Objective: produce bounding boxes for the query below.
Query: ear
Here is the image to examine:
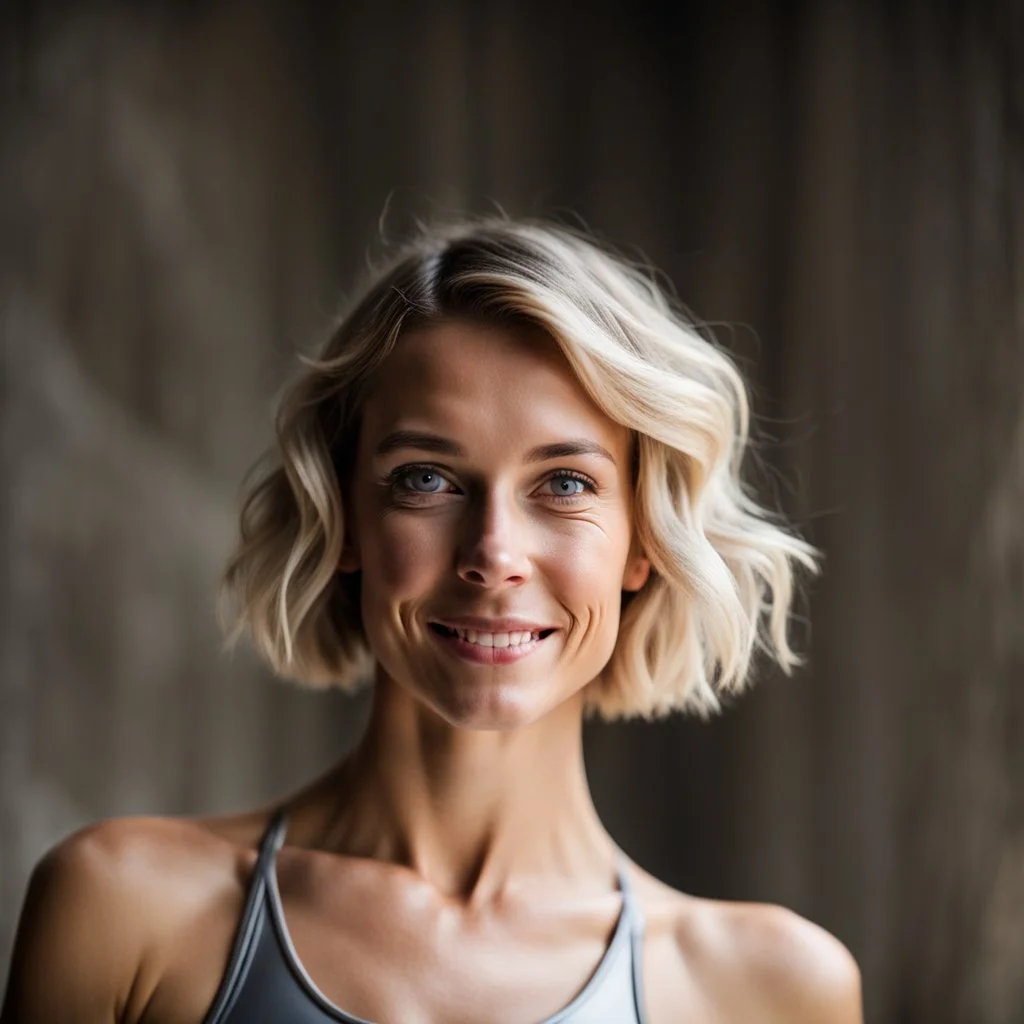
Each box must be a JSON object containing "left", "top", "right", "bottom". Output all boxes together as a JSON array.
[
  {"left": 622, "top": 546, "right": 652, "bottom": 593},
  {"left": 336, "top": 457, "right": 362, "bottom": 572},
  {"left": 337, "top": 543, "right": 361, "bottom": 573},
  {"left": 337, "top": 514, "right": 361, "bottom": 573}
]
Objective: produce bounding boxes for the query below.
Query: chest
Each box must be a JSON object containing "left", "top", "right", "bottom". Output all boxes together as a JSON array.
[{"left": 138, "top": 859, "right": 715, "bottom": 1024}]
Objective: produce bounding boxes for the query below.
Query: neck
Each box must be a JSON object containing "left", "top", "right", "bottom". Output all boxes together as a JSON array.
[{"left": 312, "top": 673, "right": 616, "bottom": 904}]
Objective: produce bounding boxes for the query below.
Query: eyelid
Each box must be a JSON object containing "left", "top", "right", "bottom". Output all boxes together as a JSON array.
[
  {"left": 383, "top": 462, "right": 457, "bottom": 490},
  {"left": 548, "top": 469, "right": 599, "bottom": 494},
  {"left": 386, "top": 463, "right": 599, "bottom": 497}
]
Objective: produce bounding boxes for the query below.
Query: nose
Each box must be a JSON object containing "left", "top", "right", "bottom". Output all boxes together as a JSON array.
[{"left": 455, "top": 487, "right": 532, "bottom": 588}]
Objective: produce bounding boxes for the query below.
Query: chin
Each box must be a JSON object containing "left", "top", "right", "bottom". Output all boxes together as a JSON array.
[{"left": 422, "top": 679, "right": 558, "bottom": 732}]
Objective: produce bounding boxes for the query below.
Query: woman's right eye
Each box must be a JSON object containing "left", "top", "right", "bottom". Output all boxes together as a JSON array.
[{"left": 393, "top": 466, "right": 452, "bottom": 495}]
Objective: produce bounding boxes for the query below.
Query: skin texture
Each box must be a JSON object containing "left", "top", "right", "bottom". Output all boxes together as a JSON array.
[{"left": 1, "top": 321, "right": 863, "bottom": 1023}]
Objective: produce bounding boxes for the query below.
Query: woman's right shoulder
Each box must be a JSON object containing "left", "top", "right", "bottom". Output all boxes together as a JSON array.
[
  {"left": 31, "top": 811, "right": 269, "bottom": 910},
  {"left": 2, "top": 812, "right": 273, "bottom": 1024}
]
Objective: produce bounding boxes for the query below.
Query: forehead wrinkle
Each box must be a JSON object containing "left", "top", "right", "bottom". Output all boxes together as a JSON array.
[
  {"left": 372, "top": 428, "right": 618, "bottom": 467},
  {"left": 381, "top": 322, "right": 566, "bottom": 396},
  {"left": 364, "top": 324, "right": 629, "bottom": 466},
  {"left": 366, "top": 386, "right": 628, "bottom": 469}
]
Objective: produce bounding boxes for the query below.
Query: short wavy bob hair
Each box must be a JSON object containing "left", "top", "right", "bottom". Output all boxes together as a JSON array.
[{"left": 220, "top": 216, "right": 819, "bottom": 720}]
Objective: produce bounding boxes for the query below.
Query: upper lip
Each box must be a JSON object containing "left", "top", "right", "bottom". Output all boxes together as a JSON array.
[{"left": 431, "top": 616, "right": 557, "bottom": 633}]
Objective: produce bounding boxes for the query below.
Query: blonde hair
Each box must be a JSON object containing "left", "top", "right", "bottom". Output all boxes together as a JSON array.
[{"left": 220, "top": 216, "right": 819, "bottom": 719}]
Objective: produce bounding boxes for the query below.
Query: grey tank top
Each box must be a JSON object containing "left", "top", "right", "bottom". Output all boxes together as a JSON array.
[{"left": 202, "top": 808, "right": 648, "bottom": 1024}]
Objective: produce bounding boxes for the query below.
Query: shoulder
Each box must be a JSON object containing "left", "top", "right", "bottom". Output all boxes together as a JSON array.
[
  {"left": 26, "top": 813, "right": 256, "bottom": 913},
  {"left": 2, "top": 813, "right": 267, "bottom": 1024},
  {"left": 676, "top": 896, "right": 863, "bottom": 1023}
]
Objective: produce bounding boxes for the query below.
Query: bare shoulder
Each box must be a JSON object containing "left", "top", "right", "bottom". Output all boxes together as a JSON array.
[
  {"left": 701, "top": 900, "right": 862, "bottom": 1022},
  {"left": 26, "top": 811, "right": 261, "bottom": 913},
  {"left": 626, "top": 868, "right": 862, "bottom": 1024},
  {"left": 1, "top": 811, "right": 269, "bottom": 1024}
]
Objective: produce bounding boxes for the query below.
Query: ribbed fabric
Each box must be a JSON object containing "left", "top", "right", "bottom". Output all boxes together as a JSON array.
[{"left": 202, "top": 809, "right": 647, "bottom": 1024}]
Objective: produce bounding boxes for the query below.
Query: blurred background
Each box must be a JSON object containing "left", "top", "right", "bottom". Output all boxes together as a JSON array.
[{"left": 1, "top": 1, "right": 1021, "bottom": 1021}]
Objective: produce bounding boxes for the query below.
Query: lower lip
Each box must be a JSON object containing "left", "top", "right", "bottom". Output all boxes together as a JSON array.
[{"left": 429, "top": 628, "right": 553, "bottom": 665}]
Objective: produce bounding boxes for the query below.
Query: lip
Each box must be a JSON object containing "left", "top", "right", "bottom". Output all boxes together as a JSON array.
[
  {"left": 430, "top": 616, "right": 558, "bottom": 633},
  {"left": 428, "top": 626, "right": 553, "bottom": 665}
]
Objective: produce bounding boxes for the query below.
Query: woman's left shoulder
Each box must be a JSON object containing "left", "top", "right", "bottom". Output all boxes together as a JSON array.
[
  {"left": 703, "top": 900, "right": 862, "bottom": 1022},
  {"left": 626, "top": 866, "right": 863, "bottom": 1023}
]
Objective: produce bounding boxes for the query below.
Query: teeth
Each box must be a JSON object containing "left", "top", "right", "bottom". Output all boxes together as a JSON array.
[{"left": 452, "top": 628, "right": 539, "bottom": 648}]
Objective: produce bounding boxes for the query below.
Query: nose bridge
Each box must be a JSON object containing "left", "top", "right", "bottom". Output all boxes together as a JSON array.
[{"left": 457, "top": 478, "right": 531, "bottom": 583}]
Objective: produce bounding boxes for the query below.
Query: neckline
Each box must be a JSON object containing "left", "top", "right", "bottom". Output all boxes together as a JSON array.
[{"left": 261, "top": 810, "right": 638, "bottom": 1024}]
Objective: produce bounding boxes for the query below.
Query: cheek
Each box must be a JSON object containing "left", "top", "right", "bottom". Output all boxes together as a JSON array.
[
  {"left": 367, "top": 514, "right": 449, "bottom": 594},
  {"left": 546, "top": 522, "right": 631, "bottom": 620},
  {"left": 358, "top": 517, "right": 447, "bottom": 664}
]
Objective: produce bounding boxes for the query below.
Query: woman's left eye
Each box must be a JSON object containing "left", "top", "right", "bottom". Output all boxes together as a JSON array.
[{"left": 540, "top": 473, "right": 597, "bottom": 500}]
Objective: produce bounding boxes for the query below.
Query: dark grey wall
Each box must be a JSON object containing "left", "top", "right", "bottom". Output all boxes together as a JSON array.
[{"left": 2, "top": 2, "right": 1021, "bottom": 1022}]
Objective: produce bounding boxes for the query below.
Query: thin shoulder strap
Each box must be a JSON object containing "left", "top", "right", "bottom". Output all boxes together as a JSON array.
[
  {"left": 256, "top": 806, "right": 290, "bottom": 875},
  {"left": 202, "top": 808, "right": 291, "bottom": 1024},
  {"left": 615, "top": 858, "right": 649, "bottom": 1024},
  {"left": 615, "top": 857, "right": 639, "bottom": 917}
]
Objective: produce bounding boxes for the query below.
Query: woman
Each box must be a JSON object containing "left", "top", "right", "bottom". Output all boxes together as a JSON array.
[{"left": 3, "top": 218, "right": 863, "bottom": 1023}]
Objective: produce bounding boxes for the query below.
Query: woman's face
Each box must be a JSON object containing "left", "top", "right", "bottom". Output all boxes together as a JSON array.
[{"left": 342, "top": 319, "right": 650, "bottom": 730}]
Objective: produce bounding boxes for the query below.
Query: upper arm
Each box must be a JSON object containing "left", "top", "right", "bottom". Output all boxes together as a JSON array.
[{"left": 1, "top": 822, "right": 150, "bottom": 1024}]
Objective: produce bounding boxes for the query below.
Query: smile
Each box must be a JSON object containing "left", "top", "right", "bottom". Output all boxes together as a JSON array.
[{"left": 428, "top": 622, "right": 557, "bottom": 664}]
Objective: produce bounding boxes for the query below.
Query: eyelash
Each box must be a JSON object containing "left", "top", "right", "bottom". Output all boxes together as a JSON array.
[{"left": 387, "top": 464, "right": 599, "bottom": 505}]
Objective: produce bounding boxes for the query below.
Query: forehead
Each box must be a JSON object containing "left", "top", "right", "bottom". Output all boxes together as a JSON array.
[{"left": 361, "top": 320, "right": 627, "bottom": 452}]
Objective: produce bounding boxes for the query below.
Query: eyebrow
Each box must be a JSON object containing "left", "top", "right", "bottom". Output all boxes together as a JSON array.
[{"left": 372, "top": 429, "right": 617, "bottom": 466}]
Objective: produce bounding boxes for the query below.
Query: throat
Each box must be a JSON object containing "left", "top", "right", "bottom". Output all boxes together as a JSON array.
[{"left": 314, "top": 668, "right": 611, "bottom": 902}]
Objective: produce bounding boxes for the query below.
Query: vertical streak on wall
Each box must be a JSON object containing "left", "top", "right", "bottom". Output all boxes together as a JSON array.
[
  {"left": 414, "top": 0, "right": 471, "bottom": 215},
  {"left": 780, "top": 3, "right": 897, "bottom": 1018}
]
